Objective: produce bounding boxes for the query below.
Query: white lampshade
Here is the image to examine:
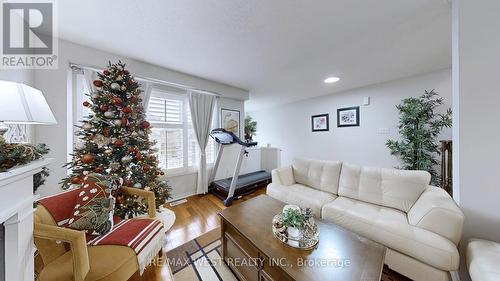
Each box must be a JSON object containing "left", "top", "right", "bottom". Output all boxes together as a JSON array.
[{"left": 0, "top": 80, "right": 57, "bottom": 124}]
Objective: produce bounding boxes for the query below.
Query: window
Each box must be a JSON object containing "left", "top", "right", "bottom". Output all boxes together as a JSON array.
[{"left": 147, "top": 89, "right": 216, "bottom": 171}]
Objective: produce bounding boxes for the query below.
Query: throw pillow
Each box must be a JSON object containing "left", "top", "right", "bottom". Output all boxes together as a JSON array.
[{"left": 67, "top": 173, "right": 121, "bottom": 235}]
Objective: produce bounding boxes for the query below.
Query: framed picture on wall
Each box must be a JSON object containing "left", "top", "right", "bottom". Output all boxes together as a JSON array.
[
  {"left": 311, "top": 114, "right": 329, "bottom": 132},
  {"left": 337, "top": 106, "right": 360, "bottom": 127},
  {"left": 221, "top": 108, "right": 241, "bottom": 137}
]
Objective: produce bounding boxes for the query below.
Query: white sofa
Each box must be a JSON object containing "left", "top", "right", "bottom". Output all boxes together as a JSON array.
[
  {"left": 267, "top": 158, "right": 464, "bottom": 281},
  {"left": 466, "top": 239, "right": 500, "bottom": 281}
]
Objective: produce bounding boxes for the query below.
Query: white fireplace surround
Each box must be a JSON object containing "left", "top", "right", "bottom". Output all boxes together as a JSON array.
[{"left": 0, "top": 158, "right": 53, "bottom": 281}]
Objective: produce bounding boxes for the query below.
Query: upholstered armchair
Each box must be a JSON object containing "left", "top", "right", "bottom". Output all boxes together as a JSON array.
[{"left": 34, "top": 187, "right": 162, "bottom": 281}]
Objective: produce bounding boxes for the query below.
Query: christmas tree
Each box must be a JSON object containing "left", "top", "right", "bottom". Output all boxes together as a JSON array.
[{"left": 62, "top": 61, "right": 171, "bottom": 218}]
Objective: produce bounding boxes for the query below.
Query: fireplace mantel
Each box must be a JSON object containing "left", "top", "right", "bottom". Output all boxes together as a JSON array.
[{"left": 0, "top": 158, "right": 54, "bottom": 281}]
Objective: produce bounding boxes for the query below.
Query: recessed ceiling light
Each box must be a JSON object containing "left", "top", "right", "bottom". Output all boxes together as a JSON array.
[{"left": 324, "top": 77, "right": 340, "bottom": 84}]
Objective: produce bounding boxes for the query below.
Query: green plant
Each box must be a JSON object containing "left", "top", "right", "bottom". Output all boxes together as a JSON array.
[
  {"left": 282, "top": 208, "right": 305, "bottom": 229},
  {"left": 244, "top": 115, "right": 257, "bottom": 141},
  {"left": 386, "top": 90, "right": 452, "bottom": 185}
]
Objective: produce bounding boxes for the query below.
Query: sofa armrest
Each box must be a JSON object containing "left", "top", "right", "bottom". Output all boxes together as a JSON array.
[
  {"left": 408, "top": 186, "right": 464, "bottom": 245},
  {"left": 122, "top": 187, "right": 156, "bottom": 218},
  {"left": 34, "top": 223, "right": 90, "bottom": 281},
  {"left": 271, "top": 166, "right": 295, "bottom": 186}
]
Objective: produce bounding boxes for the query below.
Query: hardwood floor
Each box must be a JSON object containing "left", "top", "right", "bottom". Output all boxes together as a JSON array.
[
  {"left": 129, "top": 187, "right": 267, "bottom": 281},
  {"left": 164, "top": 187, "right": 266, "bottom": 251}
]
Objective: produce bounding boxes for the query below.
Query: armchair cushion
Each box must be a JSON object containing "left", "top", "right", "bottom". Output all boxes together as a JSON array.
[
  {"left": 408, "top": 186, "right": 464, "bottom": 245},
  {"left": 38, "top": 245, "right": 138, "bottom": 281}
]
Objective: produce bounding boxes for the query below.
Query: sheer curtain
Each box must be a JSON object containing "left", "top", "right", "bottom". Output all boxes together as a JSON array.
[{"left": 188, "top": 91, "right": 217, "bottom": 194}]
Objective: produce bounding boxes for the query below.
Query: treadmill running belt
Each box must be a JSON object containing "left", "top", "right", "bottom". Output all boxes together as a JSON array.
[{"left": 213, "top": 170, "right": 271, "bottom": 191}]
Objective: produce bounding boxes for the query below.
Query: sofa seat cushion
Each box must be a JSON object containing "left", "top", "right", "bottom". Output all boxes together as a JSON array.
[
  {"left": 267, "top": 183, "right": 336, "bottom": 218},
  {"left": 467, "top": 239, "right": 500, "bottom": 281},
  {"left": 322, "top": 197, "right": 459, "bottom": 271}
]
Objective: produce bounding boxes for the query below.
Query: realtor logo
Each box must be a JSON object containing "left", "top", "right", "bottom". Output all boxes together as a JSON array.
[{"left": 1, "top": 0, "right": 58, "bottom": 69}]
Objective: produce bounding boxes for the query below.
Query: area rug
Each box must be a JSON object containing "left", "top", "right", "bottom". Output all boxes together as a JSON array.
[{"left": 166, "top": 228, "right": 410, "bottom": 281}]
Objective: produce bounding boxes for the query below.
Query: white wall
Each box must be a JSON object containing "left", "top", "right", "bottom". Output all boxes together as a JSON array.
[
  {"left": 34, "top": 39, "right": 248, "bottom": 198},
  {"left": 248, "top": 69, "right": 452, "bottom": 169},
  {"left": 453, "top": 1, "right": 500, "bottom": 279}
]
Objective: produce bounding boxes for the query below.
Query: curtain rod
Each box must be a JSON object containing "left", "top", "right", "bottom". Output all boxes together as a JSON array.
[{"left": 69, "top": 62, "right": 221, "bottom": 97}]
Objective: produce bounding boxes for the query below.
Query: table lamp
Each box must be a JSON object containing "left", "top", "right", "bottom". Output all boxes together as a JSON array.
[{"left": 0, "top": 80, "right": 57, "bottom": 142}]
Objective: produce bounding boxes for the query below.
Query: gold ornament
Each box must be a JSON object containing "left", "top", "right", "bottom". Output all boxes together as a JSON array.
[
  {"left": 104, "top": 148, "right": 113, "bottom": 155},
  {"left": 110, "top": 83, "right": 120, "bottom": 90}
]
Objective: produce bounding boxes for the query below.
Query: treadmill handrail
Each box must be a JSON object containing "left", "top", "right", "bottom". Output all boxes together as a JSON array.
[{"left": 210, "top": 128, "right": 257, "bottom": 147}]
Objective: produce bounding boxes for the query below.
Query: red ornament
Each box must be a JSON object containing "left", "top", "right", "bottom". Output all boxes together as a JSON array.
[
  {"left": 143, "top": 165, "right": 151, "bottom": 172},
  {"left": 124, "top": 179, "right": 133, "bottom": 186},
  {"left": 160, "top": 171, "right": 165, "bottom": 176},
  {"left": 100, "top": 105, "right": 109, "bottom": 112},
  {"left": 81, "top": 154, "right": 95, "bottom": 164},
  {"left": 141, "top": 121, "right": 150, "bottom": 129},
  {"left": 122, "top": 107, "right": 132, "bottom": 114},
  {"left": 130, "top": 96, "right": 138, "bottom": 102},
  {"left": 103, "top": 70, "right": 110, "bottom": 76},
  {"left": 70, "top": 176, "right": 82, "bottom": 184},
  {"left": 93, "top": 80, "right": 103, "bottom": 87},
  {"left": 95, "top": 165, "right": 104, "bottom": 173},
  {"left": 114, "top": 139, "right": 125, "bottom": 147},
  {"left": 120, "top": 116, "right": 128, "bottom": 126},
  {"left": 124, "top": 70, "right": 129, "bottom": 74},
  {"left": 83, "top": 101, "right": 90, "bottom": 107},
  {"left": 136, "top": 152, "right": 142, "bottom": 161},
  {"left": 87, "top": 134, "right": 95, "bottom": 141},
  {"left": 111, "top": 97, "right": 122, "bottom": 106}
]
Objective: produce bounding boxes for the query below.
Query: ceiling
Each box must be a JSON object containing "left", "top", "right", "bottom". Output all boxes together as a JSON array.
[{"left": 58, "top": 0, "right": 452, "bottom": 111}]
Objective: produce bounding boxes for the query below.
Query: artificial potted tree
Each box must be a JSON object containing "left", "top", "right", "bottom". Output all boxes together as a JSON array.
[
  {"left": 386, "top": 90, "right": 452, "bottom": 185},
  {"left": 244, "top": 115, "right": 257, "bottom": 142}
]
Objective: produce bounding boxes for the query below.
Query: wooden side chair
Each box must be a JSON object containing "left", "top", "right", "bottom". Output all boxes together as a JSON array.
[{"left": 34, "top": 187, "right": 162, "bottom": 281}]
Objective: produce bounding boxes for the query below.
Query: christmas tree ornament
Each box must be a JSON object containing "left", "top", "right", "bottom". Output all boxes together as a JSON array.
[
  {"left": 95, "top": 165, "right": 104, "bottom": 173},
  {"left": 111, "top": 96, "right": 122, "bottom": 105},
  {"left": 120, "top": 116, "right": 128, "bottom": 126},
  {"left": 83, "top": 101, "right": 91, "bottom": 107},
  {"left": 114, "top": 139, "right": 125, "bottom": 147},
  {"left": 131, "top": 131, "right": 139, "bottom": 137},
  {"left": 113, "top": 119, "right": 122, "bottom": 126},
  {"left": 104, "top": 111, "right": 114, "bottom": 118},
  {"left": 120, "top": 85, "right": 127, "bottom": 91},
  {"left": 124, "top": 179, "right": 133, "bottom": 186},
  {"left": 82, "top": 123, "right": 92, "bottom": 130},
  {"left": 100, "top": 104, "right": 109, "bottom": 112},
  {"left": 70, "top": 176, "right": 82, "bottom": 184},
  {"left": 94, "top": 134, "right": 109, "bottom": 148},
  {"left": 141, "top": 121, "right": 151, "bottom": 129},
  {"left": 133, "top": 182, "right": 142, "bottom": 188},
  {"left": 110, "top": 162, "right": 120, "bottom": 171},
  {"left": 116, "top": 75, "right": 123, "bottom": 81},
  {"left": 122, "top": 106, "right": 132, "bottom": 114},
  {"left": 121, "top": 156, "right": 132, "bottom": 164},
  {"left": 81, "top": 153, "right": 95, "bottom": 164},
  {"left": 110, "top": 82, "right": 120, "bottom": 90},
  {"left": 93, "top": 80, "right": 103, "bottom": 87},
  {"left": 104, "top": 148, "right": 113, "bottom": 155},
  {"left": 135, "top": 152, "right": 143, "bottom": 161},
  {"left": 103, "top": 70, "right": 110, "bottom": 76},
  {"left": 143, "top": 164, "right": 151, "bottom": 172}
]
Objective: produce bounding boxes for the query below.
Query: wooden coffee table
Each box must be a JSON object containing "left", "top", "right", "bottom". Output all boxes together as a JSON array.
[{"left": 219, "top": 195, "right": 386, "bottom": 281}]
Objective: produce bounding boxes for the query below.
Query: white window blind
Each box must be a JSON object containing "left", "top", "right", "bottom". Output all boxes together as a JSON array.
[{"left": 147, "top": 89, "right": 216, "bottom": 172}]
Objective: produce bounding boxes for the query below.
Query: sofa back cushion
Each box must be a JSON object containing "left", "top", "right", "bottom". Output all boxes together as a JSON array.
[
  {"left": 292, "top": 158, "right": 342, "bottom": 195},
  {"left": 338, "top": 163, "right": 430, "bottom": 212}
]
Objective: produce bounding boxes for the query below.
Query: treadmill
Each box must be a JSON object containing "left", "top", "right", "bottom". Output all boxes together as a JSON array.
[{"left": 208, "top": 128, "right": 271, "bottom": 206}]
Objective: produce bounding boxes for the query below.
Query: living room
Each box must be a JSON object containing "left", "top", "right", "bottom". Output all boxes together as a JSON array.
[{"left": 0, "top": 1, "right": 498, "bottom": 281}]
